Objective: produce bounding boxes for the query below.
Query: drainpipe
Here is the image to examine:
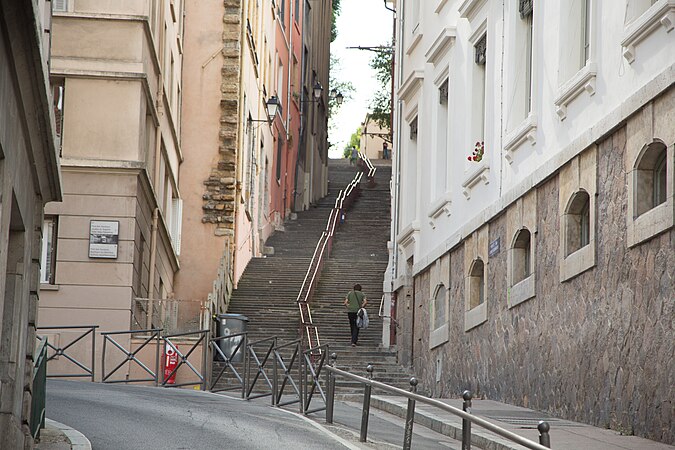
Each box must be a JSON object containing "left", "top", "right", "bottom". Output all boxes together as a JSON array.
[
  {"left": 286, "top": 5, "right": 294, "bottom": 214},
  {"left": 147, "top": 25, "right": 166, "bottom": 329},
  {"left": 146, "top": 208, "right": 159, "bottom": 329}
]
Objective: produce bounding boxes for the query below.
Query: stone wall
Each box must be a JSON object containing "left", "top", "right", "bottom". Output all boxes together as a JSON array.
[
  {"left": 398, "top": 87, "right": 674, "bottom": 443},
  {"left": 202, "top": 0, "right": 242, "bottom": 238}
]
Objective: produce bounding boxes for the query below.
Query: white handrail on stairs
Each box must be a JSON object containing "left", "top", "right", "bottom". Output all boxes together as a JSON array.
[{"left": 294, "top": 163, "right": 370, "bottom": 351}]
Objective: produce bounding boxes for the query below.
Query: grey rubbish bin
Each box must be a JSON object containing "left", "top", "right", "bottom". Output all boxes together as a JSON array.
[{"left": 216, "top": 314, "right": 248, "bottom": 362}]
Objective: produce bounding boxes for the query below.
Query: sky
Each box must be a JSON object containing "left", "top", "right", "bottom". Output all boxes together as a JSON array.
[{"left": 328, "top": 0, "right": 393, "bottom": 158}]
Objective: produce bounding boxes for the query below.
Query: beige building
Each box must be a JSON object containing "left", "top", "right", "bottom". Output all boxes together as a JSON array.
[
  {"left": 0, "top": 0, "right": 62, "bottom": 447},
  {"left": 38, "top": 0, "right": 184, "bottom": 377},
  {"left": 360, "top": 114, "right": 392, "bottom": 160}
]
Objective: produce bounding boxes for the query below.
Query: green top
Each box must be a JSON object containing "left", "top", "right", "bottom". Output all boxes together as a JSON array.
[{"left": 346, "top": 290, "right": 365, "bottom": 313}]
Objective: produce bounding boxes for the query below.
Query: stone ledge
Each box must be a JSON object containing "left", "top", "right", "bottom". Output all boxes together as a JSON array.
[{"left": 369, "top": 396, "right": 527, "bottom": 450}]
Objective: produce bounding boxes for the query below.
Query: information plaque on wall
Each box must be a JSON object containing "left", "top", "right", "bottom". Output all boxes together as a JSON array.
[{"left": 89, "top": 220, "right": 119, "bottom": 259}]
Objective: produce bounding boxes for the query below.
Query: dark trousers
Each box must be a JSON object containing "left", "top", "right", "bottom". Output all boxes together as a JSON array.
[{"left": 348, "top": 312, "right": 359, "bottom": 344}]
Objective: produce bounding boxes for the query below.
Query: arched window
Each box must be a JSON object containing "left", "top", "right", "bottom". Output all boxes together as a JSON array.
[
  {"left": 635, "top": 141, "right": 667, "bottom": 217},
  {"left": 511, "top": 228, "right": 531, "bottom": 285},
  {"left": 565, "top": 191, "right": 591, "bottom": 256},
  {"left": 468, "top": 259, "right": 485, "bottom": 309},
  {"left": 432, "top": 284, "right": 446, "bottom": 330}
]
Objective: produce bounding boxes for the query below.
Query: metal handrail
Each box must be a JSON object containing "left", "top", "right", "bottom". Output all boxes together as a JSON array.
[
  {"left": 101, "top": 329, "right": 162, "bottom": 385},
  {"left": 294, "top": 160, "right": 372, "bottom": 352},
  {"left": 30, "top": 337, "right": 48, "bottom": 439},
  {"left": 36, "top": 325, "right": 98, "bottom": 381},
  {"left": 161, "top": 329, "right": 210, "bottom": 390},
  {"left": 323, "top": 357, "right": 551, "bottom": 450}
]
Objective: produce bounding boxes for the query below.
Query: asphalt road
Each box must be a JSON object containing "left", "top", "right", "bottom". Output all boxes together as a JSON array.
[{"left": 46, "top": 380, "right": 352, "bottom": 450}]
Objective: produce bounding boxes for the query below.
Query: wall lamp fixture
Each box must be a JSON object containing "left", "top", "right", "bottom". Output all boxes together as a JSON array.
[{"left": 249, "top": 95, "right": 282, "bottom": 124}]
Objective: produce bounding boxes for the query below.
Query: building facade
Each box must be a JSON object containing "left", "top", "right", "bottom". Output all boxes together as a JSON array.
[
  {"left": 0, "top": 0, "right": 62, "bottom": 447},
  {"left": 360, "top": 114, "right": 392, "bottom": 160},
  {"left": 176, "top": 0, "right": 331, "bottom": 310},
  {"left": 38, "top": 0, "right": 184, "bottom": 373},
  {"left": 386, "top": 0, "right": 674, "bottom": 442}
]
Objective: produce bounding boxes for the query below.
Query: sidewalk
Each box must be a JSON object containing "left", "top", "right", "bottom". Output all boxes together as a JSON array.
[
  {"left": 35, "top": 418, "right": 91, "bottom": 450},
  {"left": 368, "top": 395, "right": 674, "bottom": 450}
]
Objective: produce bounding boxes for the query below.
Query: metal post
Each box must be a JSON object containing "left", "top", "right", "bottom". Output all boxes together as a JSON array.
[
  {"left": 91, "top": 327, "right": 97, "bottom": 382},
  {"left": 154, "top": 331, "right": 160, "bottom": 386},
  {"left": 272, "top": 344, "right": 278, "bottom": 406},
  {"left": 201, "top": 331, "right": 208, "bottom": 391},
  {"left": 360, "top": 364, "right": 374, "bottom": 442},
  {"left": 403, "top": 377, "right": 418, "bottom": 450},
  {"left": 326, "top": 353, "right": 337, "bottom": 424},
  {"left": 246, "top": 334, "right": 250, "bottom": 398},
  {"left": 538, "top": 421, "right": 551, "bottom": 448},
  {"left": 462, "top": 390, "right": 472, "bottom": 450}
]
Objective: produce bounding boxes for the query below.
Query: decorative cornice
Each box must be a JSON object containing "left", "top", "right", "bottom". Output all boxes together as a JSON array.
[
  {"left": 621, "top": 0, "right": 675, "bottom": 64},
  {"left": 458, "top": 0, "right": 488, "bottom": 21},
  {"left": 406, "top": 31, "right": 424, "bottom": 56},
  {"left": 425, "top": 27, "right": 456, "bottom": 64},
  {"left": 554, "top": 62, "right": 597, "bottom": 121},
  {"left": 398, "top": 70, "right": 424, "bottom": 101}
]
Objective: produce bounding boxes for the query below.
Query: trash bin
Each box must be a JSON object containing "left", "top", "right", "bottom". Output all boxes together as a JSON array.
[{"left": 216, "top": 314, "right": 248, "bottom": 362}]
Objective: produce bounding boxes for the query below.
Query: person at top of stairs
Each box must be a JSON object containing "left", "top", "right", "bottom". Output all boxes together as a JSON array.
[{"left": 343, "top": 284, "right": 368, "bottom": 347}]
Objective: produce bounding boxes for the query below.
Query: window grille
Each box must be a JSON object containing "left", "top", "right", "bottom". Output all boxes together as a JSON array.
[
  {"left": 439, "top": 79, "right": 449, "bottom": 106},
  {"left": 519, "top": 0, "right": 533, "bottom": 18},
  {"left": 475, "top": 35, "right": 487, "bottom": 65}
]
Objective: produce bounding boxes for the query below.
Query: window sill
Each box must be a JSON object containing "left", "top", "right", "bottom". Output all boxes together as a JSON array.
[
  {"left": 406, "top": 30, "right": 423, "bottom": 56},
  {"left": 427, "top": 192, "right": 453, "bottom": 228},
  {"left": 40, "top": 283, "right": 60, "bottom": 291},
  {"left": 560, "top": 241, "right": 595, "bottom": 282},
  {"left": 429, "top": 323, "right": 449, "bottom": 349},
  {"left": 396, "top": 220, "right": 420, "bottom": 260},
  {"left": 627, "top": 199, "right": 674, "bottom": 247},
  {"left": 554, "top": 62, "right": 597, "bottom": 121},
  {"left": 464, "top": 302, "right": 487, "bottom": 331},
  {"left": 504, "top": 114, "right": 537, "bottom": 163},
  {"left": 507, "top": 274, "right": 535, "bottom": 309},
  {"left": 621, "top": 0, "right": 675, "bottom": 64},
  {"left": 461, "top": 161, "right": 490, "bottom": 199}
]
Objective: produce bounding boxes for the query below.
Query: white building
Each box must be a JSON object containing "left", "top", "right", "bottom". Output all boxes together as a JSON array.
[{"left": 385, "top": 0, "right": 674, "bottom": 443}]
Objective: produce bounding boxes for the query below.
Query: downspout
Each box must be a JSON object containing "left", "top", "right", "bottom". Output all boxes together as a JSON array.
[
  {"left": 233, "top": 1, "right": 247, "bottom": 282},
  {"left": 298, "top": 3, "right": 308, "bottom": 210},
  {"left": 147, "top": 7, "right": 166, "bottom": 328},
  {"left": 286, "top": 5, "right": 294, "bottom": 213}
]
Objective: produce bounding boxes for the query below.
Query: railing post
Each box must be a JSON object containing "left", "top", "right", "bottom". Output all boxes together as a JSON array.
[
  {"left": 91, "top": 327, "right": 97, "bottom": 382},
  {"left": 462, "top": 390, "right": 472, "bottom": 450},
  {"left": 326, "top": 353, "right": 337, "bottom": 424},
  {"left": 403, "top": 377, "right": 418, "bottom": 450},
  {"left": 360, "top": 364, "right": 374, "bottom": 443},
  {"left": 272, "top": 343, "right": 278, "bottom": 406},
  {"left": 538, "top": 421, "right": 551, "bottom": 448}
]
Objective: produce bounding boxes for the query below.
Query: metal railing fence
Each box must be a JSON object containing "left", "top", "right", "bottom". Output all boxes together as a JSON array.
[
  {"left": 210, "top": 332, "right": 248, "bottom": 396},
  {"left": 101, "top": 329, "right": 162, "bottom": 385},
  {"left": 322, "top": 353, "right": 551, "bottom": 450},
  {"left": 36, "top": 325, "right": 98, "bottom": 381},
  {"left": 30, "top": 337, "right": 48, "bottom": 440},
  {"left": 161, "top": 329, "right": 210, "bottom": 390}
]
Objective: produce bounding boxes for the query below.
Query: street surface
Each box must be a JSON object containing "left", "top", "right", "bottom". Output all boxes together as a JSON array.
[
  {"left": 47, "top": 380, "right": 460, "bottom": 449},
  {"left": 46, "top": 380, "right": 350, "bottom": 449}
]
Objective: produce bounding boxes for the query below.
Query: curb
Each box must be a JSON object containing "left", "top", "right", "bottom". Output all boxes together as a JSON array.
[
  {"left": 369, "top": 396, "right": 529, "bottom": 450},
  {"left": 44, "top": 418, "right": 92, "bottom": 450}
]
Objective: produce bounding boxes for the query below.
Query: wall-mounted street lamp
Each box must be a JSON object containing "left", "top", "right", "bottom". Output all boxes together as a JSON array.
[
  {"left": 304, "top": 82, "right": 343, "bottom": 105},
  {"left": 249, "top": 95, "right": 282, "bottom": 124}
]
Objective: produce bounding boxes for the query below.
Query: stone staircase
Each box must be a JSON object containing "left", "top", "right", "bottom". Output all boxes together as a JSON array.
[{"left": 212, "top": 159, "right": 410, "bottom": 394}]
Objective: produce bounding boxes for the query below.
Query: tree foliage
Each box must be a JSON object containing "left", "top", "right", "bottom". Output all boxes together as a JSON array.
[
  {"left": 343, "top": 127, "right": 361, "bottom": 158},
  {"left": 329, "top": 55, "right": 354, "bottom": 119},
  {"left": 368, "top": 44, "right": 393, "bottom": 133},
  {"left": 331, "top": 0, "right": 341, "bottom": 42}
]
